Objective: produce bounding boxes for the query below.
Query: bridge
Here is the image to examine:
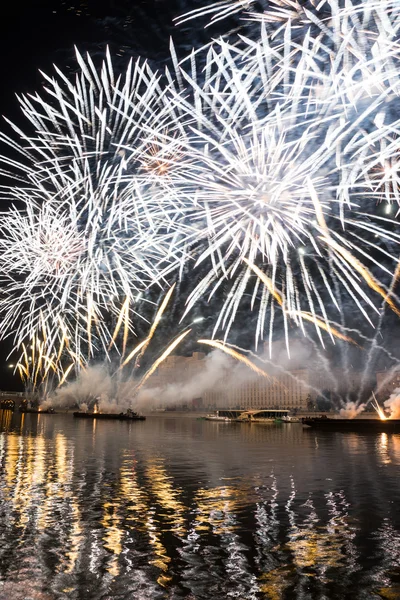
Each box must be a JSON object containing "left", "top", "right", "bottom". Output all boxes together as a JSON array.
[
  {"left": 0, "top": 391, "right": 27, "bottom": 399},
  {"left": 0, "top": 391, "right": 32, "bottom": 409}
]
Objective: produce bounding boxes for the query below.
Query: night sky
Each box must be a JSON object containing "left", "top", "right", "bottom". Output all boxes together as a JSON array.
[
  {"left": 0, "top": 0, "right": 173, "bottom": 388},
  {"left": 0, "top": 1, "right": 398, "bottom": 391},
  {"left": 0, "top": 0, "right": 228, "bottom": 121},
  {"left": 0, "top": 0, "right": 226, "bottom": 389}
]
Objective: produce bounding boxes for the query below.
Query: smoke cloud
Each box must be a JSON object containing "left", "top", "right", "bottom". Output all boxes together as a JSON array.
[
  {"left": 339, "top": 402, "right": 366, "bottom": 419},
  {"left": 40, "top": 338, "right": 370, "bottom": 414},
  {"left": 52, "top": 365, "right": 134, "bottom": 412},
  {"left": 384, "top": 388, "right": 400, "bottom": 419}
]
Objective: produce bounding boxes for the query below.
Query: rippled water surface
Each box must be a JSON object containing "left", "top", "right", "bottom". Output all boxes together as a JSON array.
[{"left": 0, "top": 411, "right": 400, "bottom": 599}]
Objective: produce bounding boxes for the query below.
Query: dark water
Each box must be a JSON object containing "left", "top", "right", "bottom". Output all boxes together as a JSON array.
[{"left": 0, "top": 411, "right": 400, "bottom": 599}]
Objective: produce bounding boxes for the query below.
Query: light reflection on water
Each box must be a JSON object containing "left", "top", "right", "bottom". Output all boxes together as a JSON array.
[{"left": 0, "top": 412, "right": 400, "bottom": 599}]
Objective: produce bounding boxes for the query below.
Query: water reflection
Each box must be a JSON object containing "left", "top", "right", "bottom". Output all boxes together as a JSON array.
[{"left": 0, "top": 412, "right": 400, "bottom": 599}]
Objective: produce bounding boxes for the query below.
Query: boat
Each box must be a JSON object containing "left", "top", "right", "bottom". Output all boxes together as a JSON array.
[
  {"left": 204, "top": 409, "right": 244, "bottom": 421},
  {"left": 237, "top": 410, "right": 290, "bottom": 423},
  {"left": 204, "top": 414, "right": 233, "bottom": 421},
  {"left": 282, "top": 415, "right": 302, "bottom": 423},
  {"left": 302, "top": 416, "right": 400, "bottom": 432},
  {"left": 73, "top": 411, "right": 145, "bottom": 421}
]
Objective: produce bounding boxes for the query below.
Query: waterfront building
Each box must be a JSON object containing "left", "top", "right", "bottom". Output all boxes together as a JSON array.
[
  {"left": 145, "top": 346, "right": 370, "bottom": 411},
  {"left": 222, "top": 369, "right": 310, "bottom": 410},
  {"left": 263, "top": 339, "right": 372, "bottom": 403},
  {"left": 146, "top": 352, "right": 311, "bottom": 410}
]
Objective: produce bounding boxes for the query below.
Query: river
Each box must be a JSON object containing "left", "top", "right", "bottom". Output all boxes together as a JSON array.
[{"left": 0, "top": 411, "right": 399, "bottom": 599}]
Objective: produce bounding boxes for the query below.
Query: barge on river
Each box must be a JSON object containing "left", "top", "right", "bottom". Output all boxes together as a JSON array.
[
  {"left": 73, "top": 411, "right": 145, "bottom": 421},
  {"left": 303, "top": 416, "right": 400, "bottom": 432},
  {"left": 205, "top": 409, "right": 290, "bottom": 422}
]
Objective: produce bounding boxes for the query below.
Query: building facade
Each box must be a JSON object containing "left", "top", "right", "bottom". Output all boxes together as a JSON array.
[
  {"left": 145, "top": 346, "right": 370, "bottom": 411},
  {"left": 219, "top": 369, "right": 311, "bottom": 410},
  {"left": 146, "top": 352, "right": 311, "bottom": 410}
]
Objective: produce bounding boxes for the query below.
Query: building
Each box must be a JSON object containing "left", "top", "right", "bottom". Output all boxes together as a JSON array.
[
  {"left": 145, "top": 344, "right": 370, "bottom": 411},
  {"left": 145, "top": 352, "right": 208, "bottom": 409},
  {"left": 263, "top": 339, "right": 373, "bottom": 404},
  {"left": 221, "top": 369, "right": 311, "bottom": 410},
  {"left": 146, "top": 352, "right": 311, "bottom": 410}
]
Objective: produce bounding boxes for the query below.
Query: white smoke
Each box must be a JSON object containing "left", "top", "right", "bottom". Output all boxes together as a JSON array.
[
  {"left": 136, "top": 344, "right": 332, "bottom": 410},
  {"left": 39, "top": 399, "right": 53, "bottom": 411},
  {"left": 384, "top": 388, "right": 400, "bottom": 419},
  {"left": 136, "top": 350, "right": 237, "bottom": 409},
  {"left": 52, "top": 365, "right": 134, "bottom": 412},
  {"left": 339, "top": 401, "right": 366, "bottom": 419},
  {"left": 43, "top": 338, "right": 363, "bottom": 414}
]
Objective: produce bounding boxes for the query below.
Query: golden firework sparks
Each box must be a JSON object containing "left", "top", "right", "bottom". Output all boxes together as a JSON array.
[
  {"left": 320, "top": 236, "right": 400, "bottom": 318},
  {"left": 288, "top": 310, "right": 359, "bottom": 346},
  {"left": 135, "top": 329, "right": 192, "bottom": 392},
  {"left": 198, "top": 339, "right": 273, "bottom": 380},
  {"left": 118, "top": 337, "right": 150, "bottom": 370},
  {"left": 243, "top": 258, "right": 283, "bottom": 306},
  {"left": 136, "top": 284, "right": 176, "bottom": 366}
]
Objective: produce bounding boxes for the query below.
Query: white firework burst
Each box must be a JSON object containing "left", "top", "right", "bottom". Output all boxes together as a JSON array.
[
  {"left": 1, "top": 2, "right": 400, "bottom": 359},
  {"left": 0, "top": 202, "right": 158, "bottom": 356},
  {"left": 155, "top": 32, "right": 400, "bottom": 345},
  {"left": 176, "top": 0, "right": 400, "bottom": 28},
  {"left": 0, "top": 49, "right": 187, "bottom": 357}
]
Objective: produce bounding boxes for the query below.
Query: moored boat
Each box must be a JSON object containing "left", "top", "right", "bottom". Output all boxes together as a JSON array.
[
  {"left": 0, "top": 400, "right": 15, "bottom": 411},
  {"left": 204, "top": 414, "right": 232, "bottom": 421},
  {"left": 73, "top": 411, "right": 145, "bottom": 421},
  {"left": 303, "top": 417, "right": 400, "bottom": 432},
  {"left": 204, "top": 410, "right": 244, "bottom": 421},
  {"left": 282, "top": 415, "right": 302, "bottom": 423},
  {"left": 237, "top": 410, "right": 290, "bottom": 423}
]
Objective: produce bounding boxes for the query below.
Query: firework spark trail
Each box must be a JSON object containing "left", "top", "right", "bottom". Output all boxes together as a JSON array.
[
  {"left": 198, "top": 339, "right": 274, "bottom": 380},
  {"left": 0, "top": 49, "right": 188, "bottom": 360},
  {"left": 1, "top": 5, "right": 400, "bottom": 359},
  {"left": 243, "top": 258, "right": 359, "bottom": 345},
  {"left": 371, "top": 391, "right": 387, "bottom": 420},
  {"left": 135, "top": 329, "right": 192, "bottom": 393},
  {"left": 109, "top": 297, "right": 130, "bottom": 353},
  {"left": 320, "top": 236, "right": 400, "bottom": 318},
  {"left": 176, "top": 0, "right": 400, "bottom": 29},
  {"left": 287, "top": 311, "right": 359, "bottom": 347},
  {"left": 165, "top": 15, "right": 400, "bottom": 342},
  {"left": 243, "top": 258, "right": 283, "bottom": 306},
  {"left": 58, "top": 363, "right": 76, "bottom": 388},
  {"left": 135, "top": 283, "right": 177, "bottom": 367},
  {"left": 118, "top": 338, "right": 150, "bottom": 370},
  {"left": 175, "top": 0, "right": 254, "bottom": 26},
  {"left": 355, "top": 253, "right": 400, "bottom": 405},
  {"left": 15, "top": 334, "right": 77, "bottom": 397},
  {"left": 14, "top": 286, "right": 182, "bottom": 398}
]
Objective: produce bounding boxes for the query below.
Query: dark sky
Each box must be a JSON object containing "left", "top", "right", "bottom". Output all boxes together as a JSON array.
[
  {"left": 0, "top": 0, "right": 227, "bottom": 120},
  {"left": 0, "top": 0, "right": 223, "bottom": 390},
  {"left": 0, "top": 1, "right": 170, "bottom": 117},
  {"left": 0, "top": 1, "right": 398, "bottom": 390}
]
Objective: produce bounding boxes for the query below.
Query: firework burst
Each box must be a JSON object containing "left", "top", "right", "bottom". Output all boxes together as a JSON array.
[
  {"left": 1, "top": 3, "right": 400, "bottom": 357},
  {"left": 147, "top": 34, "right": 400, "bottom": 345},
  {"left": 0, "top": 49, "right": 187, "bottom": 358}
]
